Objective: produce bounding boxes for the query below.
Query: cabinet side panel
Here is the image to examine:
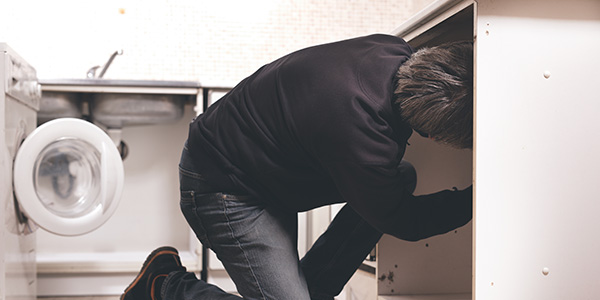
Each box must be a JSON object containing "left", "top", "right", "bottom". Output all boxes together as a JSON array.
[{"left": 475, "top": 1, "right": 600, "bottom": 299}]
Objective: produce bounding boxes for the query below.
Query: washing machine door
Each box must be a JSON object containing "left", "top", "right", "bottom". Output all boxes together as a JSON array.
[{"left": 13, "top": 118, "right": 124, "bottom": 236}]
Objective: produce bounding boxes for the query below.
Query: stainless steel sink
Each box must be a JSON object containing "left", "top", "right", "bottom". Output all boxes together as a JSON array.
[
  {"left": 38, "top": 91, "right": 83, "bottom": 124},
  {"left": 90, "top": 93, "right": 186, "bottom": 128},
  {"left": 40, "top": 79, "right": 202, "bottom": 89},
  {"left": 39, "top": 79, "right": 201, "bottom": 128}
]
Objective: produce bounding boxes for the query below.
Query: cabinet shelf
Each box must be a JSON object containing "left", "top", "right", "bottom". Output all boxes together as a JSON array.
[{"left": 379, "top": 294, "right": 471, "bottom": 300}]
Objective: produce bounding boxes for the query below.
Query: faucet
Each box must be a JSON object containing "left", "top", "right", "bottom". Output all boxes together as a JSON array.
[{"left": 86, "top": 49, "right": 124, "bottom": 78}]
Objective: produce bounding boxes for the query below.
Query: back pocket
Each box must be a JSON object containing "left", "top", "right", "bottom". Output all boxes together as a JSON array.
[{"left": 180, "top": 190, "right": 212, "bottom": 249}]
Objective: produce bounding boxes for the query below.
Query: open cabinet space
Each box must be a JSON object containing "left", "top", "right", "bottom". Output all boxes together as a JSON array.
[
  {"left": 34, "top": 105, "right": 202, "bottom": 296},
  {"left": 377, "top": 2, "right": 474, "bottom": 299},
  {"left": 376, "top": 0, "right": 600, "bottom": 299}
]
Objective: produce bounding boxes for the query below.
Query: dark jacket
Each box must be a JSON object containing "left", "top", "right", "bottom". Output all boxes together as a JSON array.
[{"left": 187, "top": 34, "right": 471, "bottom": 241}]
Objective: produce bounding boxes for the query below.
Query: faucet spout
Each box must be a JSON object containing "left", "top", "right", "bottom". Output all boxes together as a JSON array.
[
  {"left": 97, "top": 49, "right": 124, "bottom": 78},
  {"left": 87, "top": 50, "right": 123, "bottom": 78}
]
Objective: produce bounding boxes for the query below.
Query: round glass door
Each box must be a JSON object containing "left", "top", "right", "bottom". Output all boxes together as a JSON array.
[
  {"left": 13, "top": 118, "right": 124, "bottom": 236},
  {"left": 34, "top": 138, "right": 102, "bottom": 218}
]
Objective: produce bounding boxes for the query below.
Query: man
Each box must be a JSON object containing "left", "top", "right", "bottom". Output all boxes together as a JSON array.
[{"left": 122, "top": 34, "right": 473, "bottom": 300}]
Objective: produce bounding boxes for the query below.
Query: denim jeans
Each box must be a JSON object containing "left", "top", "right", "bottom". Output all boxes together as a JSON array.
[{"left": 163, "top": 143, "right": 417, "bottom": 300}]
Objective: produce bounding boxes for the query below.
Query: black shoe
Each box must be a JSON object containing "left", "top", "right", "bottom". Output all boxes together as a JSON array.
[{"left": 121, "top": 246, "right": 186, "bottom": 300}]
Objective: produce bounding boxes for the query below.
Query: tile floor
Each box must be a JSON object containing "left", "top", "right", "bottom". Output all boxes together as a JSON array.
[{"left": 38, "top": 297, "right": 119, "bottom": 300}]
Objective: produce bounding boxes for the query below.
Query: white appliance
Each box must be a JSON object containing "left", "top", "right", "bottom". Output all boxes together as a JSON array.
[{"left": 1, "top": 43, "right": 124, "bottom": 299}]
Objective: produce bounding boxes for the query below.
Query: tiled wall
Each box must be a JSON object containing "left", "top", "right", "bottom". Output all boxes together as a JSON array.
[{"left": 1, "top": 0, "right": 433, "bottom": 87}]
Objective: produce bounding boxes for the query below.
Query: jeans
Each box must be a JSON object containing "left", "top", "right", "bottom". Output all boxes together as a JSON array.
[{"left": 164, "top": 144, "right": 417, "bottom": 300}]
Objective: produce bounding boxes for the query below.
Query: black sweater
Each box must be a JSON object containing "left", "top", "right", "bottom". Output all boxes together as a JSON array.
[{"left": 187, "top": 34, "right": 471, "bottom": 241}]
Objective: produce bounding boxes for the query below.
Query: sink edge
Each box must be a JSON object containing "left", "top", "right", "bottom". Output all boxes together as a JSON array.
[{"left": 39, "top": 78, "right": 201, "bottom": 88}]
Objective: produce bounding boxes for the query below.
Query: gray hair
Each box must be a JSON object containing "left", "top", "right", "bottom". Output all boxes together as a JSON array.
[{"left": 394, "top": 41, "right": 473, "bottom": 149}]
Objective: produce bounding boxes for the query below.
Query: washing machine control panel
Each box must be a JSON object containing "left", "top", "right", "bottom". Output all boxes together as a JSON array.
[{"left": 2, "top": 44, "right": 41, "bottom": 110}]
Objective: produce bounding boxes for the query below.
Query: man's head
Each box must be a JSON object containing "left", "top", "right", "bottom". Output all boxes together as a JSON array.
[{"left": 394, "top": 40, "right": 473, "bottom": 149}]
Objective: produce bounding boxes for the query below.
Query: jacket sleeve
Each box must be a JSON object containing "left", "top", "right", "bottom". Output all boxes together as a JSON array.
[{"left": 324, "top": 160, "right": 472, "bottom": 241}]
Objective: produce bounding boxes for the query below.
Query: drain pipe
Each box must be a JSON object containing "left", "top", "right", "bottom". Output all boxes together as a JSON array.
[{"left": 106, "top": 128, "right": 128, "bottom": 160}]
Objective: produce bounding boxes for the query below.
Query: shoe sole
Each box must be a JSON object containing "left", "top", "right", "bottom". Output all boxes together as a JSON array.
[{"left": 120, "top": 246, "right": 180, "bottom": 300}]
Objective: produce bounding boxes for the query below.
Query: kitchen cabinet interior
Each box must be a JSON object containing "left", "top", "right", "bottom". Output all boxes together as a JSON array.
[{"left": 376, "top": 0, "right": 600, "bottom": 299}]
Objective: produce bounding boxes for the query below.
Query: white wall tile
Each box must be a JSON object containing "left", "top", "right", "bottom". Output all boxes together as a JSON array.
[{"left": 1, "top": 0, "right": 434, "bottom": 86}]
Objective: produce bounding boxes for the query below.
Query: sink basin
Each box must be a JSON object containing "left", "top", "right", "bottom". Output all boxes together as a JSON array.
[
  {"left": 39, "top": 79, "right": 201, "bottom": 128},
  {"left": 90, "top": 93, "right": 186, "bottom": 128},
  {"left": 38, "top": 91, "right": 83, "bottom": 124}
]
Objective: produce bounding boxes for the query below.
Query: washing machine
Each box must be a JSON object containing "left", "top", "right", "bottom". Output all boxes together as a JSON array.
[{"left": 1, "top": 43, "right": 124, "bottom": 299}]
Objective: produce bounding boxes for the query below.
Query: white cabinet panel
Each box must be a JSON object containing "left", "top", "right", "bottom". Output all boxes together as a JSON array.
[{"left": 475, "top": 0, "right": 600, "bottom": 299}]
